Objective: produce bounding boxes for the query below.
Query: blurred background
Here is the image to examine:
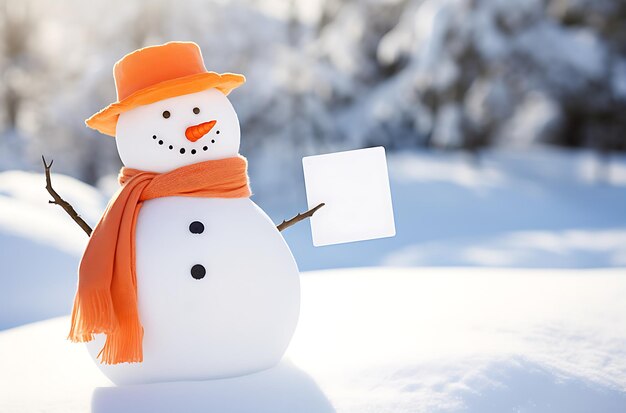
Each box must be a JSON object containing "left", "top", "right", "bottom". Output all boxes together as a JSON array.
[
  {"left": 2, "top": 0, "right": 626, "bottom": 175},
  {"left": 0, "top": 0, "right": 625, "bottom": 328}
]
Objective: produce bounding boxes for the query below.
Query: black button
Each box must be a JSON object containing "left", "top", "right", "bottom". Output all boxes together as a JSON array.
[
  {"left": 189, "top": 221, "right": 204, "bottom": 234},
  {"left": 191, "top": 264, "right": 206, "bottom": 279}
]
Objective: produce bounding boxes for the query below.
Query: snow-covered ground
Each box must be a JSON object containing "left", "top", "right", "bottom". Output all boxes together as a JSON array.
[
  {"left": 1, "top": 148, "right": 625, "bottom": 330},
  {"left": 1, "top": 267, "right": 625, "bottom": 413},
  {"left": 0, "top": 170, "right": 105, "bottom": 330}
]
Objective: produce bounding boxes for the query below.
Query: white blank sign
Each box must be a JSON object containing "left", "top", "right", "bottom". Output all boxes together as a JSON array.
[{"left": 303, "top": 146, "right": 396, "bottom": 247}]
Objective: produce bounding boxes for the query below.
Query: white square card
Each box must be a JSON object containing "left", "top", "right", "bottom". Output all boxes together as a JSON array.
[{"left": 302, "top": 146, "right": 396, "bottom": 247}]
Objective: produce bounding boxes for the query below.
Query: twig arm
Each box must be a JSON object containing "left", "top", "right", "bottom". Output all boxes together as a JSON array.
[
  {"left": 42, "top": 156, "right": 93, "bottom": 236},
  {"left": 277, "top": 202, "right": 325, "bottom": 232}
]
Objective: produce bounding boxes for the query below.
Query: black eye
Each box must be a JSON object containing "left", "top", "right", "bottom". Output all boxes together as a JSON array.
[
  {"left": 162, "top": 110, "right": 170, "bottom": 119},
  {"left": 193, "top": 107, "right": 200, "bottom": 114}
]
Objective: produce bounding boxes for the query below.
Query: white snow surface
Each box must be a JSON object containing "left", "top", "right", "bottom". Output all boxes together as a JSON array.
[
  {"left": 0, "top": 171, "right": 106, "bottom": 329},
  {"left": 1, "top": 267, "right": 625, "bottom": 413}
]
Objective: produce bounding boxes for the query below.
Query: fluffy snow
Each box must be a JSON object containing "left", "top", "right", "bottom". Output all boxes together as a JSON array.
[
  {"left": 0, "top": 171, "right": 106, "bottom": 329},
  {"left": 1, "top": 267, "right": 625, "bottom": 412},
  {"left": 515, "top": 22, "right": 608, "bottom": 85}
]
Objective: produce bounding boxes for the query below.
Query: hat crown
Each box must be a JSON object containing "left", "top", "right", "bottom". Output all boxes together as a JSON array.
[
  {"left": 114, "top": 42, "right": 207, "bottom": 101},
  {"left": 86, "top": 41, "right": 245, "bottom": 137}
]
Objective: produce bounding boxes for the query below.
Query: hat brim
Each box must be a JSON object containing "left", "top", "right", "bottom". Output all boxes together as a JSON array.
[{"left": 86, "top": 72, "right": 245, "bottom": 137}]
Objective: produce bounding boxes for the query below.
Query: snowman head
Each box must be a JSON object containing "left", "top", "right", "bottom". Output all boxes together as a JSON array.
[
  {"left": 84, "top": 42, "right": 245, "bottom": 172},
  {"left": 116, "top": 89, "right": 241, "bottom": 172}
]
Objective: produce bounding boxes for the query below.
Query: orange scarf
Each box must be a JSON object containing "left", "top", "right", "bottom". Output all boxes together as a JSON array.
[{"left": 68, "top": 156, "right": 251, "bottom": 364}]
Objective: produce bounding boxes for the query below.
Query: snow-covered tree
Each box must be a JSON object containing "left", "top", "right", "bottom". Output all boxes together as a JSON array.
[{"left": 0, "top": 0, "right": 624, "bottom": 186}]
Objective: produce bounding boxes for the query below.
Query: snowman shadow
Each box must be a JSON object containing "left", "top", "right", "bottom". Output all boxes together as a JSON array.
[{"left": 91, "top": 359, "right": 335, "bottom": 413}]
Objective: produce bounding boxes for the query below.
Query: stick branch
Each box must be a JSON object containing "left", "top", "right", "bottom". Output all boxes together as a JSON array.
[
  {"left": 42, "top": 156, "right": 92, "bottom": 236},
  {"left": 277, "top": 202, "right": 325, "bottom": 232}
]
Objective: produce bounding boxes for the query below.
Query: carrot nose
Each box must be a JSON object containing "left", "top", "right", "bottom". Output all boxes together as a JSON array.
[{"left": 185, "top": 120, "right": 216, "bottom": 142}]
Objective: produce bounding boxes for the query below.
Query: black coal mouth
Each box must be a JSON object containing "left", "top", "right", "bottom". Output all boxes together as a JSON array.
[{"left": 152, "top": 134, "right": 217, "bottom": 155}]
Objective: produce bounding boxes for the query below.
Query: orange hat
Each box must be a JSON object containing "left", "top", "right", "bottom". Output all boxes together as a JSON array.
[{"left": 86, "top": 41, "right": 245, "bottom": 137}]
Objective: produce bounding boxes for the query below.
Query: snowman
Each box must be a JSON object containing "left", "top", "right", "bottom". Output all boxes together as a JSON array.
[{"left": 67, "top": 42, "right": 300, "bottom": 385}]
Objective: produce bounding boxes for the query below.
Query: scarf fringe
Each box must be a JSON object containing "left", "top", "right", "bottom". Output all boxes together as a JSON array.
[
  {"left": 97, "top": 315, "right": 144, "bottom": 364},
  {"left": 67, "top": 289, "right": 116, "bottom": 343}
]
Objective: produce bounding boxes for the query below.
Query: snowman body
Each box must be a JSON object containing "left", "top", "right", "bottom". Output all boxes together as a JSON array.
[
  {"left": 87, "top": 197, "right": 299, "bottom": 385},
  {"left": 86, "top": 89, "right": 300, "bottom": 385}
]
